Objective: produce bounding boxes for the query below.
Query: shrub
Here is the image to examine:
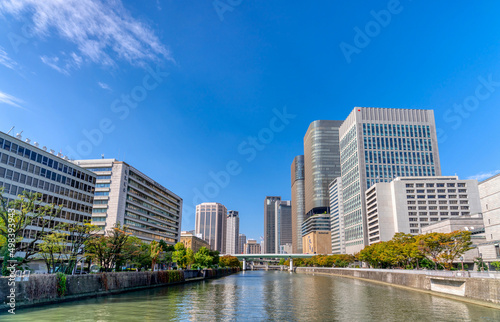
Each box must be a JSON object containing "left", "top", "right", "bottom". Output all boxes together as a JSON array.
[{"left": 56, "top": 272, "right": 67, "bottom": 297}]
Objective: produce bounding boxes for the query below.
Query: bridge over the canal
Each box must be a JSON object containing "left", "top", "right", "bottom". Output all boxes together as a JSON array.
[{"left": 225, "top": 254, "right": 318, "bottom": 271}]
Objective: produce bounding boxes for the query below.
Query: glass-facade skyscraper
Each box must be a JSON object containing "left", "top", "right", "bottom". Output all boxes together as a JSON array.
[
  {"left": 339, "top": 107, "right": 441, "bottom": 254},
  {"left": 264, "top": 196, "right": 281, "bottom": 253},
  {"left": 291, "top": 155, "right": 305, "bottom": 253},
  {"left": 304, "top": 120, "right": 343, "bottom": 217}
]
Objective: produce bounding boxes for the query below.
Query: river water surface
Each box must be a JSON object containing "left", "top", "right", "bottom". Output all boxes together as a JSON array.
[{"left": 3, "top": 271, "right": 500, "bottom": 321}]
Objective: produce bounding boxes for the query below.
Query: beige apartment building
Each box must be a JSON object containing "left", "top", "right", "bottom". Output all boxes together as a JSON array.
[{"left": 74, "top": 159, "right": 182, "bottom": 244}]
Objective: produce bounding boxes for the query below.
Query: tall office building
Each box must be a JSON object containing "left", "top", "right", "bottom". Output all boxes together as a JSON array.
[
  {"left": 478, "top": 173, "right": 500, "bottom": 261},
  {"left": 275, "top": 200, "right": 292, "bottom": 253},
  {"left": 264, "top": 196, "right": 281, "bottom": 253},
  {"left": 291, "top": 155, "right": 305, "bottom": 253},
  {"left": 329, "top": 177, "right": 345, "bottom": 254},
  {"left": 238, "top": 233, "right": 246, "bottom": 255},
  {"left": 0, "top": 131, "right": 96, "bottom": 272},
  {"left": 366, "top": 176, "right": 481, "bottom": 244},
  {"left": 339, "top": 107, "right": 441, "bottom": 253},
  {"left": 75, "top": 159, "right": 182, "bottom": 244},
  {"left": 226, "top": 210, "right": 239, "bottom": 254},
  {"left": 302, "top": 214, "right": 332, "bottom": 254},
  {"left": 195, "top": 202, "right": 227, "bottom": 252},
  {"left": 304, "top": 120, "right": 343, "bottom": 217}
]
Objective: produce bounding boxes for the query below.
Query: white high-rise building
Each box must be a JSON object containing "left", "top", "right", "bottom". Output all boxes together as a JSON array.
[
  {"left": 339, "top": 107, "right": 442, "bottom": 254},
  {"left": 478, "top": 173, "right": 500, "bottom": 261},
  {"left": 195, "top": 202, "right": 227, "bottom": 253},
  {"left": 74, "top": 159, "right": 182, "bottom": 245},
  {"left": 329, "top": 177, "right": 345, "bottom": 254},
  {"left": 365, "top": 176, "right": 481, "bottom": 244},
  {"left": 226, "top": 210, "right": 239, "bottom": 254}
]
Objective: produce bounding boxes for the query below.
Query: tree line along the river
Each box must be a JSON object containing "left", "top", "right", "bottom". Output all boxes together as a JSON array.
[
  {"left": 0, "top": 191, "right": 240, "bottom": 275},
  {"left": 2, "top": 191, "right": 500, "bottom": 274}
]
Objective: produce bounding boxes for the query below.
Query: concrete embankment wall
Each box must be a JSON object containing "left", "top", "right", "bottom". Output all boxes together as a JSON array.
[
  {"left": 1, "top": 268, "right": 238, "bottom": 310},
  {"left": 295, "top": 267, "right": 500, "bottom": 307}
]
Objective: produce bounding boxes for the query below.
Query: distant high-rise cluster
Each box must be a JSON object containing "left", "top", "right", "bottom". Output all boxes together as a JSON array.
[{"left": 284, "top": 106, "right": 497, "bottom": 257}]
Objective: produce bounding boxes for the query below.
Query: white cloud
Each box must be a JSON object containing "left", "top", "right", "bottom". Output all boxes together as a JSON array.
[
  {"left": 98, "top": 82, "right": 112, "bottom": 91},
  {"left": 0, "top": 90, "right": 24, "bottom": 109},
  {"left": 0, "top": 0, "right": 172, "bottom": 72},
  {"left": 467, "top": 170, "right": 500, "bottom": 181},
  {"left": 0, "top": 47, "right": 17, "bottom": 70}
]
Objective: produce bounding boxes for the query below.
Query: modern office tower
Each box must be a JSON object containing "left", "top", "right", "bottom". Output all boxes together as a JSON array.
[
  {"left": 226, "top": 210, "right": 239, "bottom": 254},
  {"left": 275, "top": 200, "right": 292, "bottom": 253},
  {"left": 75, "top": 159, "right": 182, "bottom": 244},
  {"left": 339, "top": 107, "right": 442, "bottom": 254},
  {"left": 329, "top": 177, "right": 345, "bottom": 254},
  {"left": 304, "top": 120, "right": 343, "bottom": 217},
  {"left": 195, "top": 202, "right": 227, "bottom": 252},
  {"left": 238, "top": 233, "right": 246, "bottom": 254},
  {"left": 245, "top": 239, "right": 261, "bottom": 254},
  {"left": 478, "top": 173, "right": 500, "bottom": 261},
  {"left": 291, "top": 155, "right": 306, "bottom": 253},
  {"left": 301, "top": 214, "right": 332, "bottom": 254},
  {"left": 180, "top": 231, "right": 211, "bottom": 253},
  {"left": 264, "top": 196, "right": 281, "bottom": 253},
  {"left": 365, "top": 176, "right": 481, "bottom": 244},
  {"left": 0, "top": 131, "right": 96, "bottom": 272}
]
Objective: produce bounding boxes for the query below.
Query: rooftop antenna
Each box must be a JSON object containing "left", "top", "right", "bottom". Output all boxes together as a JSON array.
[
  {"left": 6, "top": 126, "right": 14, "bottom": 135},
  {"left": 16, "top": 131, "right": 23, "bottom": 139},
  {"left": 101, "top": 154, "right": 104, "bottom": 159}
]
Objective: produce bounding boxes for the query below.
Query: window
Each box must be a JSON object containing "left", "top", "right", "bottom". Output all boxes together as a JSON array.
[
  {"left": 92, "top": 217, "right": 107, "bottom": 222},
  {"left": 92, "top": 208, "right": 107, "bottom": 213},
  {"left": 96, "top": 183, "right": 110, "bottom": 188},
  {"left": 94, "top": 200, "right": 108, "bottom": 205},
  {"left": 97, "top": 175, "right": 111, "bottom": 180},
  {"left": 95, "top": 191, "right": 109, "bottom": 196}
]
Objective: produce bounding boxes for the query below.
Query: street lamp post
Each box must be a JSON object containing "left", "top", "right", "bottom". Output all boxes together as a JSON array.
[{"left": 460, "top": 256, "right": 464, "bottom": 271}]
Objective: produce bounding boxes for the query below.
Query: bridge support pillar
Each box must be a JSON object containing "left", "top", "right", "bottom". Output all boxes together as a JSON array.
[
  {"left": 242, "top": 258, "right": 247, "bottom": 271},
  {"left": 289, "top": 257, "right": 293, "bottom": 271},
  {"left": 265, "top": 262, "right": 269, "bottom": 271}
]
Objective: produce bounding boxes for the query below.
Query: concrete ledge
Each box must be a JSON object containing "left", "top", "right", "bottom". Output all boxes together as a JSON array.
[
  {"left": 295, "top": 267, "right": 500, "bottom": 309},
  {"left": 0, "top": 268, "right": 239, "bottom": 311}
]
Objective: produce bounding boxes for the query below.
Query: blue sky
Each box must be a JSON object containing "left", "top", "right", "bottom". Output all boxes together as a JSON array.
[{"left": 1, "top": 1, "right": 500, "bottom": 242}]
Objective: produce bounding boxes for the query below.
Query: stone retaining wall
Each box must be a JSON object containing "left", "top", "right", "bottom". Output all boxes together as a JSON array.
[
  {"left": 0, "top": 268, "right": 238, "bottom": 311},
  {"left": 296, "top": 267, "right": 500, "bottom": 306}
]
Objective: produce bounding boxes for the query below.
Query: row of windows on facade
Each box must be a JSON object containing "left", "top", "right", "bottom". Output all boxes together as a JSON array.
[
  {"left": 124, "top": 211, "right": 178, "bottom": 232},
  {"left": 364, "top": 151, "right": 435, "bottom": 166},
  {"left": 406, "top": 189, "right": 467, "bottom": 193},
  {"left": 129, "top": 171, "right": 181, "bottom": 205},
  {"left": 127, "top": 195, "right": 179, "bottom": 221},
  {"left": 0, "top": 184, "right": 94, "bottom": 218},
  {"left": 0, "top": 169, "right": 94, "bottom": 207},
  {"left": 127, "top": 186, "right": 180, "bottom": 217},
  {"left": 125, "top": 227, "right": 176, "bottom": 243},
  {"left": 0, "top": 138, "right": 96, "bottom": 184},
  {"left": 126, "top": 202, "right": 178, "bottom": 225},
  {"left": 362, "top": 123, "right": 431, "bottom": 138},
  {"left": 0, "top": 153, "right": 95, "bottom": 194},
  {"left": 406, "top": 194, "right": 469, "bottom": 199},
  {"left": 124, "top": 218, "right": 177, "bottom": 238},
  {"left": 363, "top": 137, "right": 434, "bottom": 152},
  {"left": 128, "top": 180, "right": 180, "bottom": 212},
  {"left": 405, "top": 182, "right": 466, "bottom": 188},
  {"left": 366, "top": 166, "right": 436, "bottom": 181}
]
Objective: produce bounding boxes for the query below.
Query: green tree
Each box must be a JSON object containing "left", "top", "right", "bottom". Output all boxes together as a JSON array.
[
  {"left": 438, "top": 231, "right": 473, "bottom": 270},
  {"left": 193, "top": 247, "right": 213, "bottom": 269},
  {"left": 0, "top": 190, "right": 60, "bottom": 272},
  {"left": 39, "top": 231, "right": 68, "bottom": 273},
  {"left": 53, "top": 220, "right": 100, "bottom": 274},
  {"left": 172, "top": 242, "right": 194, "bottom": 269},
  {"left": 219, "top": 255, "right": 240, "bottom": 268},
  {"left": 85, "top": 224, "right": 130, "bottom": 271},
  {"left": 150, "top": 240, "right": 161, "bottom": 271}
]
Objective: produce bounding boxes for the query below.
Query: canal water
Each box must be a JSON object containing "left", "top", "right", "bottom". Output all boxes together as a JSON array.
[{"left": 3, "top": 271, "right": 500, "bottom": 321}]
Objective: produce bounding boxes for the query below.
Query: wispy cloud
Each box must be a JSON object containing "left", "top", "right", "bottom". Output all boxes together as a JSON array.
[
  {"left": 467, "top": 170, "right": 500, "bottom": 181},
  {"left": 0, "top": 90, "right": 24, "bottom": 109},
  {"left": 0, "top": 47, "right": 17, "bottom": 70},
  {"left": 98, "top": 82, "right": 112, "bottom": 91},
  {"left": 0, "top": 0, "right": 172, "bottom": 73}
]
